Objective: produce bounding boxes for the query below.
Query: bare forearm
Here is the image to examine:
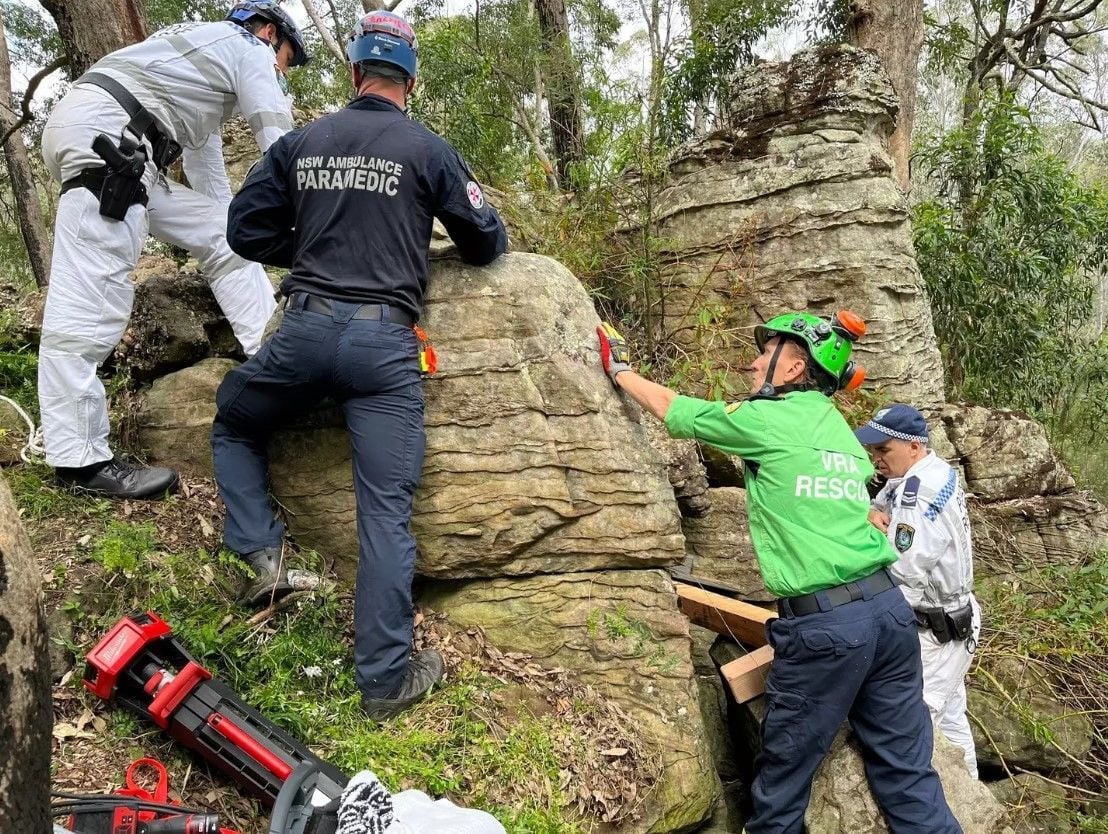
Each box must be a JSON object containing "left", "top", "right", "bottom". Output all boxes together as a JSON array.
[{"left": 614, "top": 371, "right": 678, "bottom": 420}]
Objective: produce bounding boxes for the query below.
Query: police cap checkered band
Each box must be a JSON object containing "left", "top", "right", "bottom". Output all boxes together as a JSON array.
[{"left": 853, "top": 403, "right": 930, "bottom": 446}]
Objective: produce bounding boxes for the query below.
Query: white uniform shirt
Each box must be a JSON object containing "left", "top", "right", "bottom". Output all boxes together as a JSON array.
[
  {"left": 873, "top": 451, "right": 974, "bottom": 611},
  {"left": 84, "top": 20, "right": 294, "bottom": 200}
]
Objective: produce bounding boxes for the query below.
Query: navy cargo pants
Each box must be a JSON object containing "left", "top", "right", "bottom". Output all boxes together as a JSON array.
[
  {"left": 747, "top": 583, "right": 962, "bottom": 834},
  {"left": 211, "top": 293, "right": 425, "bottom": 699}
]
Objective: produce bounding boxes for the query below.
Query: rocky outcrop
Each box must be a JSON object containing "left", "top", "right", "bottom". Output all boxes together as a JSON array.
[
  {"left": 940, "top": 406, "right": 1075, "bottom": 501},
  {"left": 643, "top": 418, "right": 711, "bottom": 518},
  {"left": 805, "top": 730, "right": 1005, "bottom": 834},
  {"left": 680, "top": 488, "right": 770, "bottom": 600},
  {"left": 990, "top": 773, "right": 1075, "bottom": 834},
  {"left": 120, "top": 257, "right": 245, "bottom": 381},
  {"left": 422, "top": 570, "right": 720, "bottom": 834},
  {"left": 620, "top": 45, "right": 944, "bottom": 407},
  {"left": 971, "top": 493, "right": 1108, "bottom": 577},
  {"left": 136, "top": 358, "right": 237, "bottom": 477},
  {"left": 969, "top": 660, "right": 1092, "bottom": 775},
  {"left": 267, "top": 253, "right": 685, "bottom": 579}
]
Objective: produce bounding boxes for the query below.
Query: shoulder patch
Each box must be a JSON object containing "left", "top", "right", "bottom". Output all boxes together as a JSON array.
[
  {"left": 899, "top": 475, "right": 920, "bottom": 508},
  {"left": 894, "top": 523, "right": 915, "bottom": 552},
  {"left": 466, "top": 180, "right": 485, "bottom": 209}
]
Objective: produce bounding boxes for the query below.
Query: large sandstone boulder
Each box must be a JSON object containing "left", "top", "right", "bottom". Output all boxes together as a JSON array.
[
  {"left": 971, "top": 494, "right": 1108, "bottom": 578},
  {"left": 120, "top": 257, "right": 243, "bottom": 381},
  {"left": 136, "top": 358, "right": 237, "bottom": 477},
  {"left": 805, "top": 730, "right": 1005, "bottom": 834},
  {"left": 941, "top": 405, "right": 1075, "bottom": 501},
  {"left": 267, "top": 253, "right": 685, "bottom": 578},
  {"left": 621, "top": 45, "right": 944, "bottom": 407},
  {"left": 969, "top": 660, "right": 1092, "bottom": 775},
  {"left": 421, "top": 570, "right": 719, "bottom": 833},
  {"left": 680, "top": 488, "right": 770, "bottom": 600},
  {"left": 990, "top": 774, "right": 1075, "bottom": 834},
  {"left": 643, "top": 417, "right": 711, "bottom": 518}
]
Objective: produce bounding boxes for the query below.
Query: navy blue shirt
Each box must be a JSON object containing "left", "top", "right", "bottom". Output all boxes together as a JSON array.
[{"left": 227, "top": 94, "right": 508, "bottom": 320}]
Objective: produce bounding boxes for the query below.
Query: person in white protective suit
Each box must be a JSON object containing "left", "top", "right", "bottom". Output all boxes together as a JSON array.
[
  {"left": 38, "top": 0, "right": 309, "bottom": 499},
  {"left": 856, "top": 404, "right": 982, "bottom": 778}
]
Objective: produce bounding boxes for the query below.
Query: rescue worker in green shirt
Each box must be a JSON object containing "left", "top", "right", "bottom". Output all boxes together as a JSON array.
[{"left": 597, "top": 312, "right": 961, "bottom": 834}]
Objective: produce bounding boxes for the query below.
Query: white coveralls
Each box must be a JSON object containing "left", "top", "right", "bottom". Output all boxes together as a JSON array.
[
  {"left": 39, "top": 20, "right": 292, "bottom": 467},
  {"left": 873, "top": 450, "right": 981, "bottom": 778}
]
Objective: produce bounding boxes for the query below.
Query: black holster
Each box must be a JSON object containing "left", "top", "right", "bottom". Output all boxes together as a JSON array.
[
  {"left": 63, "top": 133, "right": 149, "bottom": 221},
  {"left": 914, "top": 602, "right": 974, "bottom": 644}
]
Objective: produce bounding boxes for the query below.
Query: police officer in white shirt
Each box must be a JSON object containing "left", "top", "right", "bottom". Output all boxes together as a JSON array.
[
  {"left": 856, "top": 404, "right": 981, "bottom": 778},
  {"left": 38, "top": 1, "right": 308, "bottom": 499}
]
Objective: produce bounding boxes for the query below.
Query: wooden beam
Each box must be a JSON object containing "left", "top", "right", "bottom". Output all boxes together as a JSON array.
[
  {"left": 720, "top": 645, "right": 774, "bottom": 703},
  {"left": 675, "top": 585, "right": 776, "bottom": 647}
]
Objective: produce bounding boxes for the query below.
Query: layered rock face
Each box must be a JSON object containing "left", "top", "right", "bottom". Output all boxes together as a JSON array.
[
  {"left": 135, "top": 253, "right": 717, "bottom": 833},
  {"left": 621, "top": 45, "right": 944, "bottom": 408}
]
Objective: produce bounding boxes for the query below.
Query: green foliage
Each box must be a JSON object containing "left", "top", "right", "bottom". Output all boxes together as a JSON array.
[
  {"left": 92, "top": 521, "right": 157, "bottom": 574},
  {"left": 21, "top": 491, "right": 589, "bottom": 833},
  {"left": 0, "top": 347, "right": 38, "bottom": 414},
  {"left": 913, "top": 97, "right": 1108, "bottom": 436}
]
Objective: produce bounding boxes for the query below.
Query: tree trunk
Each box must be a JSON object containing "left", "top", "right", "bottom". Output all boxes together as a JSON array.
[
  {"left": 0, "top": 12, "right": 51, "bottom": 287},
  {"left": 848, "top": 0, "right": 924, "bottom": 192},
  {"left": 0, "top": 471, "right": 53, "bottom": 833},
  {"left": 533, "top": 0, "right": 584, "bottom": 187},
  {"left": 39, "top": 0, "right": 146, "bottom": 77}
]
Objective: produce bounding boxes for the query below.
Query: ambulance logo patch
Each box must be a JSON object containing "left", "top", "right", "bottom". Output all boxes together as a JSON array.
[
  {"left": 894, "top": 523, "right": 915, "bottom": 552},
  {"left": 466, "top": 180, "right": 485, "bottom": 209}
]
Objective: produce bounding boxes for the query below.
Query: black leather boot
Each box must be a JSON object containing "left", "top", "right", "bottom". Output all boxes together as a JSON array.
[
  {"left": 239, "top": 546, "right": 294, "bottom": 607},
  {"left": 55, "top": 457, "right": 179, "bottom": 499},
  {"left": 361, "top": 649, "right": 445, "bottom": 722}
]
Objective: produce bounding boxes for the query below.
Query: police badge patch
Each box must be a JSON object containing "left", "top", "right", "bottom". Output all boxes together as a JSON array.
[{"left": 894, "top": 523, "right": 915, "bottom": 552}]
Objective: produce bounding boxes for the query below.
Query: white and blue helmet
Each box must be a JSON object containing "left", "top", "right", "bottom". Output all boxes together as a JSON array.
[{"left": 346, "top": 11, "right": 418, "bottom": 78}]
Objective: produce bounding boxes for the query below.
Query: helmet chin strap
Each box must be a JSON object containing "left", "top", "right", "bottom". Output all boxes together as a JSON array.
[{"left": 755, "top": 339, "right": 818, "bottom": 398}]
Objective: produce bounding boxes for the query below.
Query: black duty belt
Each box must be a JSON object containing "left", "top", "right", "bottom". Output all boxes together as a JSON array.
[
  {"left": 77, "top": 71, "right": 183, "bottom": 171},
  {"left": 293, "top": 293, "right": 415, "bottom": 328},
  {"left": 779, "top": 568, "right": 895, "bottom": 618},
  {"left": 61, "top": 166, "right": 149, "bottom": 207}
]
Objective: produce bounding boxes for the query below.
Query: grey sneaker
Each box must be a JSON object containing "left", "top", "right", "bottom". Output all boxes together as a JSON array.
[
  {"left": 361, "top": 649, "right": 445, "bottom": 721},
  {"left": 238, "top": 546, "right": 293, "bottom": 607}
]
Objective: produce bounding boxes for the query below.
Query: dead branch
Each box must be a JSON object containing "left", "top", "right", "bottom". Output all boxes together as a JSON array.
[{"left": 0, "top": 56, "right": 65, "bottom": 145}]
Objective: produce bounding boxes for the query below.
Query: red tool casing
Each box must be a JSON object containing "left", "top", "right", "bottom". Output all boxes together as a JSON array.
[{"left": 84, "top": 612, "right": 346, "bottom": 807}]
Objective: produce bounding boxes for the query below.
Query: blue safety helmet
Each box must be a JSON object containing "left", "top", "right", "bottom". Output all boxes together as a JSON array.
[
  {"left": 346, "top": 11, "right": 418, "bottom": 79},
  {"left": 227, "top": 0, "right": 311, "bottom": 67}
]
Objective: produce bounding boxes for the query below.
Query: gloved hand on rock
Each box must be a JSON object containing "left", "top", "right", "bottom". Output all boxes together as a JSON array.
[
  {"left": 597, "top": 322, "right": 632, "bottom": 385},
  {"left": 337, "top": 771, "right": 506, "bottom": 834}
]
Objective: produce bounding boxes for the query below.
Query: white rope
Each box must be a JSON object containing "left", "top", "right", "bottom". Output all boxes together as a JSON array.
[{"left": 0, "top": 394, "right": 45, "bottom": 463}]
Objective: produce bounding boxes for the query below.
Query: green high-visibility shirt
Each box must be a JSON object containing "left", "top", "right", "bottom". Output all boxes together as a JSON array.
[{"left": 664, "top": 390, "right": 896, "bottom": 597}]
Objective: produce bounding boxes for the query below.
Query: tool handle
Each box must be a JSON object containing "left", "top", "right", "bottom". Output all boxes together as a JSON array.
[{"left": 140, "top": 814, "right": 220, "bottom": 834}]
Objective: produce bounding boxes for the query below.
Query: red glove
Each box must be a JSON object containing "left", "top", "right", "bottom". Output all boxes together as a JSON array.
[{"left": 597, "top": 322, "right": 632, "bottom": 384}]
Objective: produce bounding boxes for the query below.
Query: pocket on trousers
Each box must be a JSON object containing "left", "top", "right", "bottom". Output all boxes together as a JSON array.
[
  {"left": 888, "top": 599, "right": 918, "bottom": 629},
  {"left": 762, "top": 682, "right": 807, "bottom": 760},
  {"left": 278, "top": 310, "right": 326, "bottom": 342},
  {"left": 798, "top": 619, "right": 871, "bottom": 656}
]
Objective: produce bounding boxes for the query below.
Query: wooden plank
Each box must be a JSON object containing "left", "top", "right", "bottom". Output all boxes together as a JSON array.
[
  {"left": 720, "top": 645, "right": 774, "bottom": 703},
  {"left": 675, "top": 584, "right": 776, "bottom": 647}
]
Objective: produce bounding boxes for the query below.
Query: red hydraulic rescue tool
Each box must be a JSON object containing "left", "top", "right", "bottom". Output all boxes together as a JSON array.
[{"left": 82, "top": 612, "right": 347, "bottom": 832}]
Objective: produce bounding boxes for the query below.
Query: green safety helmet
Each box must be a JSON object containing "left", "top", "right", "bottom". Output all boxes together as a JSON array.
[{"left": 753, "top": 310, "right": 867, "bottom": 396}]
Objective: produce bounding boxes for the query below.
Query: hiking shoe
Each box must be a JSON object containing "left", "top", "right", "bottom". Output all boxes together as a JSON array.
[
  {"left": 56, "top": 457, "right": 179, "bottom": 500},
  {"left": 361, "top": 649, "right": 445, "bottom": 721},
  {"left": 238, "top": 546, "right": 294, "bottom": 607}
]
